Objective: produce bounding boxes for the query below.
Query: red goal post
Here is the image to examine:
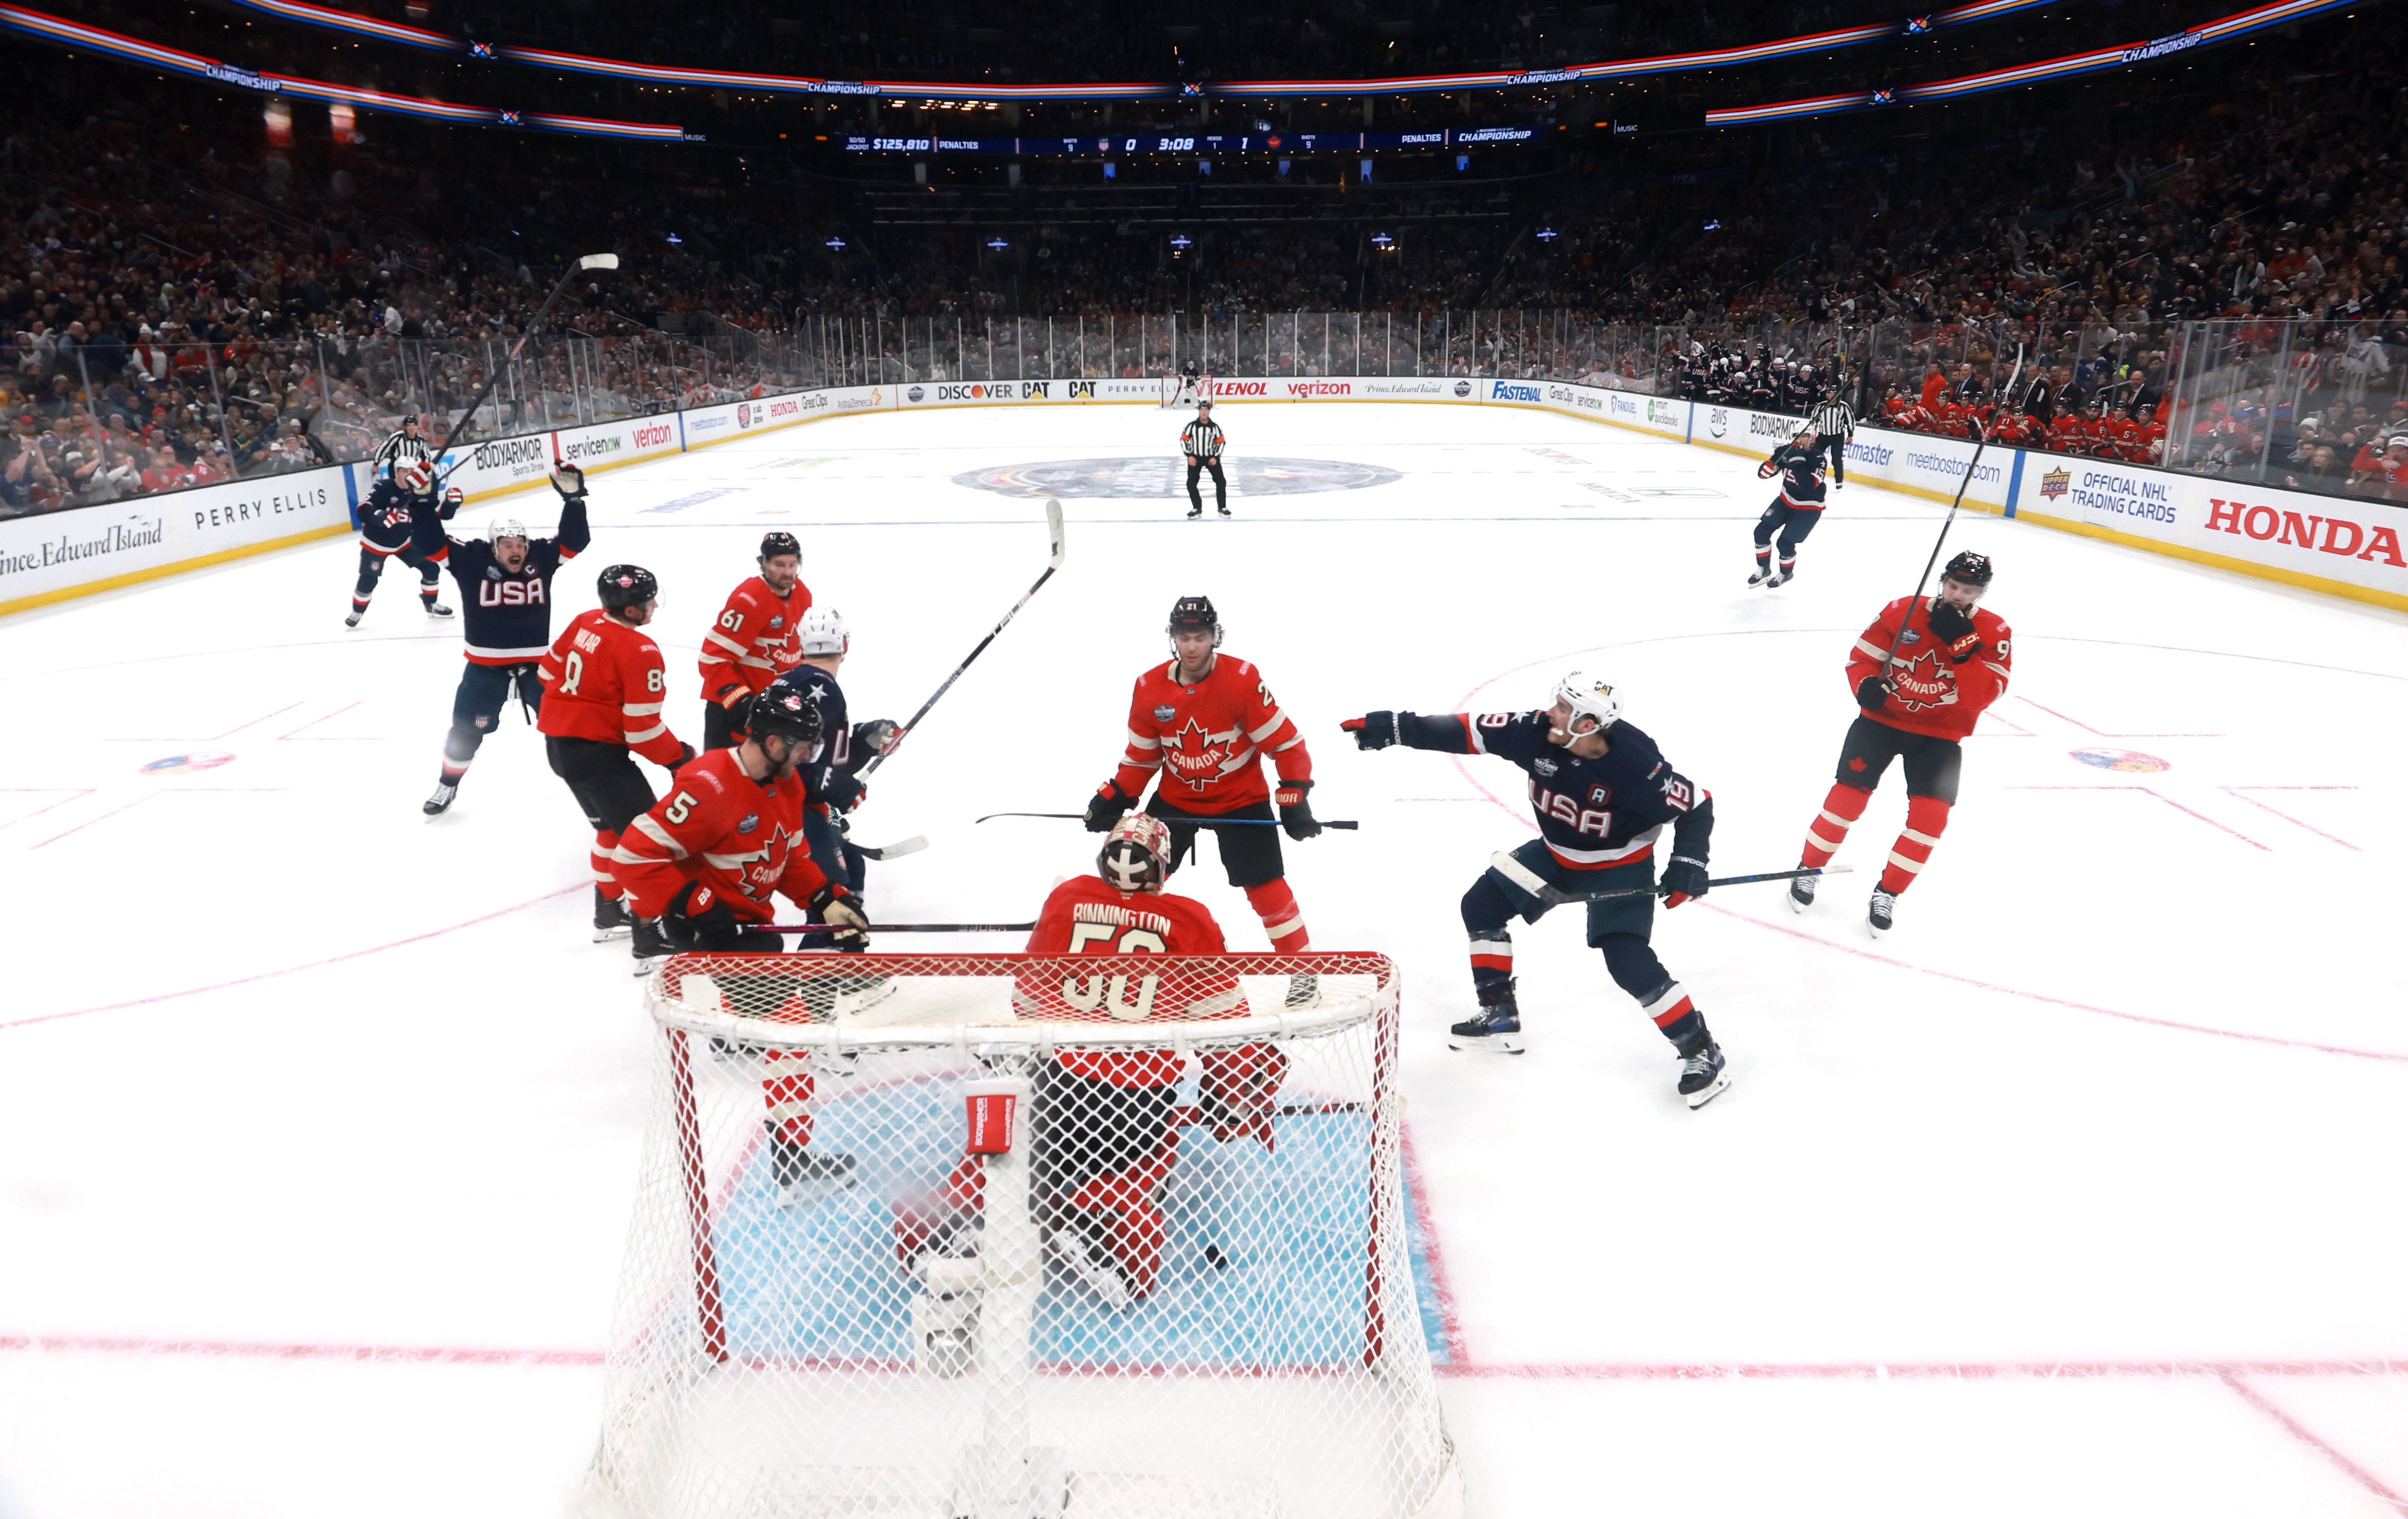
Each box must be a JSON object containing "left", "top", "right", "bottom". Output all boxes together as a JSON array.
[{"left": 585, "top": 950, "right": 1461, "bottom": 1519}]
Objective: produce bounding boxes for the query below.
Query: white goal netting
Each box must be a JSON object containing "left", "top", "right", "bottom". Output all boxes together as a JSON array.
[{"left": 584, "top": 951, "right": 1460, "bottom": 1519}]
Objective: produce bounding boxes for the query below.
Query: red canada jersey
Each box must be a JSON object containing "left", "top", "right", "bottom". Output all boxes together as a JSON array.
[
  {"left": 1847, "top": 595, "right": 2015, "bottom": 742},
  {"left": 611, "top": 749, "right": 838, "bottom": 921},
  {"left": 698, "top": 575, "right": 812, "bottom": 702},
  {"left": 536, "top": 610, "right": 687, "bottom": 767},
  {"left": 1112, "top": 654, "right": 1310, "bottom": 815},
  {"left": 1017, "top": 876, "right": 1246, "bottom": 1087}
]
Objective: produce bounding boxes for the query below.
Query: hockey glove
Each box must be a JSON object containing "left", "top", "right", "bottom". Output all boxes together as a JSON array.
[
  {"left": 810, "top": 885, "right": 869, "bottom": 951},
  {"left": 1927, "top": 599, "right": 1976, "bottom": 642},
  {"left": 1663, "top": 855, "right": 1710, "bottom": 909},
  {"left": 850, "top": 718, "right": 899, "bottom": 768},
  {"left": 1757, "top": 456, "right": 1782, "bottom": 480},
  {"left": 821, "top": 769, "right": 866, "bottom": 811},
  {"left": 669, "top": 741, "right": 699, "bottom": 772},
  {"left": 677, "top": 885, "right": 744, "bottom": 950},
  {"left": 1340, "top": 712, "right": 1400, "bottom": 751},
  {"left": 1084, "top": 781, "right": 1137, "bottom": 833},
  {"left": 1199, "top": 1044, "right": 1291, "bottom": 1151},
  {"left": 549, "top": 462, "right": 587, "bottom": 500},
  {"left": 1276, "top": 781, "right": 1321, "bottom": 841},
  {"left": 1855, "top": 675, "right": 1896, "bottom": 712}
]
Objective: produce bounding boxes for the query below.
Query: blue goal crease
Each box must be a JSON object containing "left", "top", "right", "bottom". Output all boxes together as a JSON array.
[{"left": 710, "top": 1082, "right": 1454, "bottom": 1367}]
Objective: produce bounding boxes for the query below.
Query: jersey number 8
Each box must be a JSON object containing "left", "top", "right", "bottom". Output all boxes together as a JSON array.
[{"left": 560, "top": 651, "right": 585, "bottom": 695}]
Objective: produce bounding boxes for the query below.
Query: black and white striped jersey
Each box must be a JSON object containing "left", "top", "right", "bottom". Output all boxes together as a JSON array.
[
  {"left": 1180, "top": 417, "right": 1225, "bottom": 460},
  {"left": 1810, "top": 398, "right": 1856, "bottom": 440},
  {"left": 371, "top": 427, "right": 433, "bottom": 480}
]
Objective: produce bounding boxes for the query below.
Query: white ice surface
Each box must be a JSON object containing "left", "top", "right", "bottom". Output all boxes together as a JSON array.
[{"left": 2, "top": 401, "right": 2403, "bottom": 1517}]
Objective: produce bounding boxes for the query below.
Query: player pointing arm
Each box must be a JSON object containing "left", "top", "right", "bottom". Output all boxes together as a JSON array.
[{"left": 1344, "top": 673, "right": 1730, "bottom": 1108}]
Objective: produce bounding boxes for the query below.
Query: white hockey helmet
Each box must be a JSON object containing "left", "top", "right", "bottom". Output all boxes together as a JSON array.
[
  {"left": 1098, "top": 813, "right": 1174, "bottom": 894},
  {"left": 1549, "top": 670, "right": 1621, "bottom": 738},
  {"left": 395, "top": 459, "right": 433, "bottom": 494},
  {"left": 488, "top": 517, "right": 526, "bottom": 545},
  {"left": 797, "top": 606, "right": 850, "bottom": 657}
]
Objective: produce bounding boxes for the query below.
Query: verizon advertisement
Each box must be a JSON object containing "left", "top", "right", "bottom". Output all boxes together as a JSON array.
[
  {"left": 552, "top": 413, "right": 684, "bottom": 478},
  {"left": 0, "top": 461, "right": 361, "bottom": 612}
]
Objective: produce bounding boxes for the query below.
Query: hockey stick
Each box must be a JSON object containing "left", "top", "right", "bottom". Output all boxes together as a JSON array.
[
  {"left": 974, "top": 811, "right": 1359, "bottom": 830},
  {"left": 428, "top": 253, "right": 620, "bottom": 490},
  {"left": 1870, "top": 342, "right": 2026, "bottom": 680},
  {"left": 766, "top": 921, "right": 1038, "bottom": 934},
  {"left": 854, "top": 835, "right": 928, "bottom": 861},
  {"left": 862, "top": 498, "right": 1064, "bottom": 776},
  {"left": 1487, "top": 852, "right": 1851, "bottom": 908}
]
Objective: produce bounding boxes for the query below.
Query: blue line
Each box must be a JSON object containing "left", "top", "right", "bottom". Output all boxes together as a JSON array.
[{"left": 2005, "top": 447, "right": 2027, "bottom": 520}]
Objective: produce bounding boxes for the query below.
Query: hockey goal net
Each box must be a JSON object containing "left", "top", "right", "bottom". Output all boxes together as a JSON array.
[
  {"left": 585, "top": 951, "right": 1459, "bottom": 1519},
  {"left": 1159, "top": 373, "right": 1213, "bottom": 409}
]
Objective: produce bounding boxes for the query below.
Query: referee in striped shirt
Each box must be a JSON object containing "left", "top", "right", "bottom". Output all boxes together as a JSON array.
[
  {"left": 1809, "top": 392, "right": 1855, "bottom": 490},
  {"left": 1181, "top": 399, "right": 1228, "bottom": 519},
  {"left": 371, "top": 413, "right": 432, "bottom": 483}
]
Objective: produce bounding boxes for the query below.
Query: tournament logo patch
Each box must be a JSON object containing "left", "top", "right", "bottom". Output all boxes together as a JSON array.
[
  {"left": 1899, "top": 629, "right": 1921, "bottom": 644},
  {"left": 139, "top": 751, "right": 235, "bottom": 775},
  {"left": 1152, "top": 705, "right": 1177, "bottom": 722},
  {"left": 1453, "top": 380, "right": 1472, "bottom": 398},
  {"left": 907, "top": 386, "right": 926, "bottom": 403},
  {"left": 485, "top": 565, "right": 502, "bottom": 579},
  {"left": 736, "top": 812, "right": 761, "bottom": 833},
  {"left": 2069, "top": 747, "right": 2170, "bottom": 773},
  {"left": 2039, "top": 466, "right": 2072, "bottom": 501},
  {"left": 1533, "top": 757, "right": 1559, "bottom": 777},
  {"left": 953, "top": 456, "right": 1400, "bottom": 499},
  {"left": 769, "top": 616, "right": 784, "bottom": 630}
]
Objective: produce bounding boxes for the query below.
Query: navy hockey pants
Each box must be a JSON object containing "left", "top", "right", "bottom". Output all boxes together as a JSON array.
[
  {"left": 442, "top": 662, "right": 541, "bottom": 780},
  {"left": 1459, "top": 839, "right": 1703, "bottom": 1046},
  {"left": 1753, "top": 502, "right": 1823, "bottom": 569}
]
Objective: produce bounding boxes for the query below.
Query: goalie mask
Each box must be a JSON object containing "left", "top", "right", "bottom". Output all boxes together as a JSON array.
[
  {"left": 1097, "top": 813, "right": 1174, "bottom": 895},
  {"left": 1549, "top": 670, "right": 1621, "bottom": 738}
]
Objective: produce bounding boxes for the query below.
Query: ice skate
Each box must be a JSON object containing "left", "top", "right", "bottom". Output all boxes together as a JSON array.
[
  {"left": 1677, "top": 1032, "right": 1730, "bottom": 1109},
  {"left": 1788, "top": 873, "right": 1817, "bottom": 913},
  {"left": 1448, "top": 981, "right": 1524, "bottom": 1053},
  {"left": 630, "top": 915, "right": 672, "bottom": 973},
  {"left": 422, "top": 780, "right": 457, "bottom": 816},
  {"left": 1747, "top": 565, "right": 1776, "bottom": 587},
  {"left": 1867, "top": 886, "right": 1897, "bottom": 939},
  {"left": 344, "top": 608, "right": 365, "bottom": 628},
  {"left": 423, "top": 599, "right": 454, "bottom": 617},
  {"left": 592, "top": 886, "right": 632, "bottom": 942}
]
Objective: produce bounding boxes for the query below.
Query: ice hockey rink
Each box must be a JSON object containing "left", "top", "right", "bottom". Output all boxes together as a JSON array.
[{"left": 2, "top": 398, "right": 2404, "bottom": 1518}]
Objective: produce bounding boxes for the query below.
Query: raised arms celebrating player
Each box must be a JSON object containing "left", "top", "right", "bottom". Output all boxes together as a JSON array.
[
  {"left": 1180, "top": 400, "right": 1228, "bottom": 519},
  {"left": 346, "top": 460, "right": 453, "bottom": 625},
  {"left": 1790, "top": 551, "right": 2013, "bottom": 938},
  {"left": 537, "top": 563, "right": 696, "bottom": 957},
  {"left": 698, "top": 532, "right": 811, "bottom": 751},
  {"left": 1082, "top": 595, "right": 1320, "bottom": 998},
  {"left": 415, "top": 464, "right": 591, "bottom": 820},
  {"left": 1749, "top": 423, "right": 1828, "bottom": 589},
  {"left": 1344, "top": 673, "right": 1730, "bottom": 1108}
]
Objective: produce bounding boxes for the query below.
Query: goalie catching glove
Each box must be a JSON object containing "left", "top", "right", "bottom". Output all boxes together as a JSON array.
[{"left": 1198, "top": 1043, "right": 1290, "bottom": 1151}]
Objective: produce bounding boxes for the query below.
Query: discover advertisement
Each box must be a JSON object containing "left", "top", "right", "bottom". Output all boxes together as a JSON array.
[{"left": 0, "top": 461, "right": 361, "bottom": 613}]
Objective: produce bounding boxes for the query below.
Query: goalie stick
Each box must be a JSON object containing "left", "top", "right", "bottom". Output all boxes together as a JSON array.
[
  {"left": 1486, "top": 853, "right": 1851, "bottom": 908},
  {"left": 975, "top": 812, "right": 1359, "bottom": 830},
  {"left": 428, "top": 253, "right": 620, "bottom": 491},
  {"left": 862, "top": 498, "right": 1065, "bottom": 776},
  {"left": 1871, "top": 343, "right": 2027, "bottom": 680}
]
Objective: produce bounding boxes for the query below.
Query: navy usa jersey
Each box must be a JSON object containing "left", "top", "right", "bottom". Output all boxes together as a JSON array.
[
  {"left": 358, "top": 480, "right": 428, "bottom": 555},
  {"left": 1392, "top": 709, "right": 1713, "bottom": 869},
  {"left": 1763, "top": 444, "right": 1828, "bottom": 509},
  {"left": 767, "top": 664, "right": 856, "bottom": 811},
  {"left": 412, "top": 491, "right": 590, "bottom": 666}
]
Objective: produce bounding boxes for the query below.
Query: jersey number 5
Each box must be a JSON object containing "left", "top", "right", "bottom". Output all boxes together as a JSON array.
[{"left": 665, "top": 791, "right": 698, "bottom": 825}]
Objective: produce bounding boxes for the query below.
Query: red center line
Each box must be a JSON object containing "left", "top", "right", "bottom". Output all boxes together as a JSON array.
[
  {"left": 0, "top": 884, "right": 587, "bottom": 1031},
  {"left": 2222, "top": 788, "right": 2363, "bottom": 851},
  {"left": 2015, "top": 694, "right": 2219, "bottom": 739},
  {"left": 278, "top": 701, "right": 384, "bottom": 741},
  {"left": 2219, "top": 1370, "right": 2408, "bottom": 1514}
]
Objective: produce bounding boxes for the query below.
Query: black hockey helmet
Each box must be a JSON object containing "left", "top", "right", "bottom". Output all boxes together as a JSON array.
[
  {"left": 1940, "top": 551, "right": 1995, "bottom": 588},
  {"left": 748, "top": 685, "right": 824, "bottom": 749},
  {"left": 759, "top": 531, "right": 802, "bottom": 564},
  {"left": 1166, "top": 593, "right": 1222, "bottom": 647},
  {"left": 597, "top": 564, "right": 659, "bottom": 611}
]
